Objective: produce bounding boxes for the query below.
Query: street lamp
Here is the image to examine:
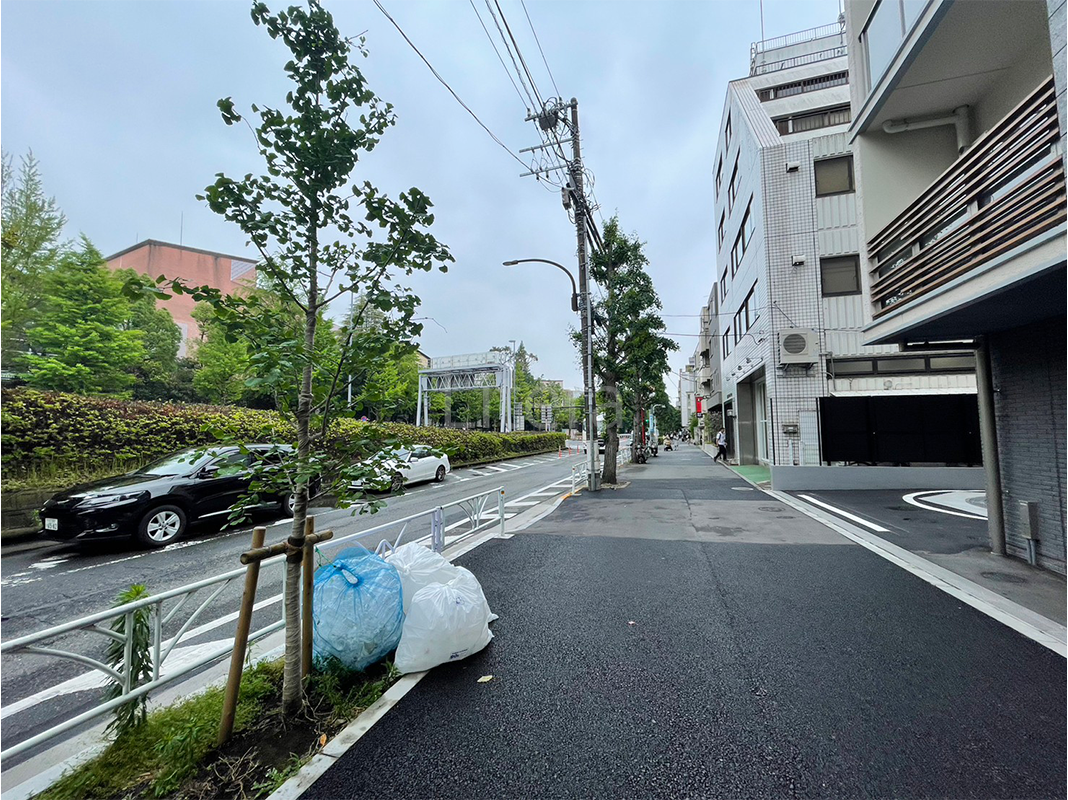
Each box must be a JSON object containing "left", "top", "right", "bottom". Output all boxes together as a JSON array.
[
  {"left": 503, "top": 257, "right": 599, "bottom": 491},
  {"left": 502, "top": 259, "right": 580, "bottom": 312}
]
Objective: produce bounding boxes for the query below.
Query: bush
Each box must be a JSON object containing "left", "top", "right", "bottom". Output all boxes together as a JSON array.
[{"left": 1, "top": 389, "right": 566, "bottom": 488}]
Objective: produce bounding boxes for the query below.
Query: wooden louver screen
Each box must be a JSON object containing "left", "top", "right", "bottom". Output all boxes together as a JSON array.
[{"left": 868, "top": 77, "right": 1066, "bottom": 317}]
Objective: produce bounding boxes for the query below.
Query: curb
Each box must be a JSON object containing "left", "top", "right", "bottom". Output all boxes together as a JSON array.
[{"left": 264, "top": 488, "right": 571, "bottom": 800}]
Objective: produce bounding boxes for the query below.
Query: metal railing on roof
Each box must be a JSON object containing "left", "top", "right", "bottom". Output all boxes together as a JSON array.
[{"left": 751, "top": 20, "right": 844, "bottom": 58}]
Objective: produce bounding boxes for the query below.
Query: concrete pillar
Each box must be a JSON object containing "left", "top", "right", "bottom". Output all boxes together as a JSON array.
[{"left": 975, "top": 337, "right": 1006, "bottom": 556}]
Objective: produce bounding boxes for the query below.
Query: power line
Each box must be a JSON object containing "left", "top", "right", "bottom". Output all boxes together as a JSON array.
[
  {"left": 520, "top": 0, "right": 561, "bottom": 98},
  {"left": 372, "top": 0, "right": 529, "bottom": 172},
  {"left": 468, "top": 0, "right": 527, "bottom": 109},
  {"left": 493, "top": 0, "right": 544, "bottom": 108},
  {"left": 485, "top": 0, "right": 539, "bottom": 111}
]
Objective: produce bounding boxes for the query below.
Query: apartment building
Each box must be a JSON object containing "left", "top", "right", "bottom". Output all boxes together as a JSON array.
[
  {"left": 691, "top": 286, "right": 723, "bottom": 444},
  {"left": 678, "top": 359, "right": 698, "bottom": 433},
  {"left": 107, "top": 239, "right": 258, "bottom": 356},
  {"left": 845, "top": 0, "right": 1066, "bottom": 572},
  {"left": 709, "top": 21, "right": 978, "bottom": 469}
]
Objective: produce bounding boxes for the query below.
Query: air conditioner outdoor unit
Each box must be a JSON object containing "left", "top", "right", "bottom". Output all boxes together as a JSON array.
[{"left": 778, "top": 328, "right": 819, "bottom": 364}]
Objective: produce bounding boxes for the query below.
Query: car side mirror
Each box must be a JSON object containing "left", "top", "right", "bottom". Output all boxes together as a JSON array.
[{"left": 198, "top": 465, "right": 220, "bottom": 479}]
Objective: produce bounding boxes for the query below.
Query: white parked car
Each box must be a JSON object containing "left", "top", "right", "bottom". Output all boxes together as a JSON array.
[{"left": 355, "top": 446, "right": 451, "bottom": 493}]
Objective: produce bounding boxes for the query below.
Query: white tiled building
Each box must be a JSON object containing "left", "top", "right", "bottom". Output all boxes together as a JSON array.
[{"left": 708, "top": 21, "right": 977, "bottom": 467}]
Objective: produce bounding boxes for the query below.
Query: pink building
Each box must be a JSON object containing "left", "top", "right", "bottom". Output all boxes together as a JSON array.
[{"left": 106, "top": 240, "right": 258, "bottom": 356}]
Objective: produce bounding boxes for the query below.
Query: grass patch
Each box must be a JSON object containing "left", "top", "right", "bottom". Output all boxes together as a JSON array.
[{"left": 39, "top": 657, "right": 399, "bottom": 800}]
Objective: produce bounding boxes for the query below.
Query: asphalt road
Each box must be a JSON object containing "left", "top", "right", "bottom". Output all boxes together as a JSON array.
[
  {"left": 303, "top": 447, "right": 1066, "bottom": 799},
  {"left": 0, "top": 451, "right": 584, "bottom": 764}
]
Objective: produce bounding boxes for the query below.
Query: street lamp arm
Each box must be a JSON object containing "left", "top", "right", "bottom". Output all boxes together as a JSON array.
[{"left": 503, "top": 258, "right": 580, "bottom": 312}]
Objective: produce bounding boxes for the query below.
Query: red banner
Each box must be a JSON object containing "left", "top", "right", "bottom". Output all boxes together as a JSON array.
[{"left": 695, "top": 397, "right": 703, "bottom": 414}]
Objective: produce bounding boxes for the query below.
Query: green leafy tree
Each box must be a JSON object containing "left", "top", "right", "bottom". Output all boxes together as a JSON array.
[
  {"left": 585, "top": 217, "right": 677, "bottom": 481},
  {"left": 23, "top": 238, "right": 144, "bottom": 395},
  {"left": 113, "top": 268, "right": 184, "bottom": 398},
  {"left": 132, "top": 1, "right": 452, "bottom": 715},
  {"left": 191, "top": 304, "right": 254, "bottom": 405},
  {"left": 1, "top": 151, "right": 69, "bottom": 366}
]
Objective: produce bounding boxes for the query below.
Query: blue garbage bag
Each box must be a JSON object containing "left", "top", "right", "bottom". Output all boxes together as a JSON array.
[{"left": 312, "top": 546, "right": 404, "bottom": 672}]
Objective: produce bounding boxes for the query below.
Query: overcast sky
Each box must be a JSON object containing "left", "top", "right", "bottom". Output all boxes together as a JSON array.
[{"left": 2, "top": 0, "right": 837, "bottom": 399}]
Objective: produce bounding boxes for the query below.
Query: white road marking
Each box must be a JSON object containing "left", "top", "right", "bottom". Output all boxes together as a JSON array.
[
  {"left": 903, "top": 490, "right": 987, "bottom": 521},
  {"left": 797, "top": 494, "right": 891, "bottom": 533},
  {"left": 505, "top": 500, "right": 539, "bottom": 507},
  {"left": 483, "top": 466, "right": 508, "bottom": 473}
]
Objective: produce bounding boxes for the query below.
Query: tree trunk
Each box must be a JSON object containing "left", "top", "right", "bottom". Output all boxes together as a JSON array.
[
  {"left": 602, "top": 377, "right": 619, "bottom": 484},
  {"left": 282, "top": 231, "right": 318, "bottom": 716}
]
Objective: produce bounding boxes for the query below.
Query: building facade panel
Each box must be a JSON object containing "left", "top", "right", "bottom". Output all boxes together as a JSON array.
[{"left": 989, "top": 317, "right": 1067, "bottom": 573}]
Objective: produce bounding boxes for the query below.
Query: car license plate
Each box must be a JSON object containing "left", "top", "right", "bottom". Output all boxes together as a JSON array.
[{"left": 44, "top": 518, "right": 59, "bottom": 531}]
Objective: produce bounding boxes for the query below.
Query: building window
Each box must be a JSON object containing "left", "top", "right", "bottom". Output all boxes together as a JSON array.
[
  {"left": 721, "top": 266, "right": 729, "bottom": 300},
  {"left": 829, "top": 353, "right": 976, "bottom": 378},
  {"left": 820, "top": 255, "right": 861, "bottom": 296},
  {"left": 814, "top": 156, "right": 854, "bottom": 196},
  {"left": 727, "top": 156, "right": 739, "bottom": 212},
  {"left": 715, "top": 156, "right": 723, "bottom": 198},
  {"left": 723, "top": 329, "right": 731, "bottom": 356},
  {"left": 742, "top": 283, "right": 758, "bottom": 330},
  {"left": 725, "top": 112, "right": 732, "bottom": 149},
  {"left": 741, "top": 201, "right": 755, "bottom": 249},
  {"left": 774, "top": 105, "right": 851, "bottom": 135},
  {"left": 862, "top": 0, "right": 927, "bottom": 91},
  {"left": 756, "top": 71, "right": 849, "bottom": 102},
  {"left": 718, "top": 212, "right": 726, "bottom": 247},
  {"left": 730, "top": 201, "right": 755, "bottom": 276}
]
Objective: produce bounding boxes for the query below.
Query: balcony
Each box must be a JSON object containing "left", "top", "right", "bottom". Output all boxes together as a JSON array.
[{"left": 867, "top": 77, "right": 1065, "bottom": 321}]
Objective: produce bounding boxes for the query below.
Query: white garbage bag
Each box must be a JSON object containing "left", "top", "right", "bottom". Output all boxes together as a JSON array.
[
  {"left": 394, "top": 566, "right": 494, "bottom": 674},
  {"left": 385, "top": 542, "right": 460, "bottom": 614}
]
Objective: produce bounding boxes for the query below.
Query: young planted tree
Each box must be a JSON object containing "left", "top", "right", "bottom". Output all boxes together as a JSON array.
[
  {"left": 586, "top": 217, "right": 676, "bottom": 482},
  {"left": 134, "top": 1, "right": 451, "bottom": 714}
]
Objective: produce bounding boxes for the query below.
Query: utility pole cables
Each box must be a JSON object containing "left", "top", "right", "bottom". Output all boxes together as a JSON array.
[{"left": 520, "top": 98, "right": 600, "bottom": 490}]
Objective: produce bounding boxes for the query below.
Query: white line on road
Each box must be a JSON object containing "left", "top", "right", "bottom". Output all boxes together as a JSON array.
[
  {"left": 903, "top": 491, "right": 987, "bottom": 521},
  {"left": 797, "top": 494, "right": 891, "bottom": 533}
]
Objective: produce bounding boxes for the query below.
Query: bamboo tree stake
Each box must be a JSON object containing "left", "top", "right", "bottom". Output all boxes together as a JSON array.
[
  {"left": 302, "top": 516, "right": 315, "bottom": 678},
  {"left": 218, "top": 525, "right": 266, "bottom": 746}
]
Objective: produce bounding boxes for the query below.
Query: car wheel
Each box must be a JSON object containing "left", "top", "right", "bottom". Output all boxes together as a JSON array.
[
  {"left": 136, "top": 505, "right": 187, "bottom": 548},
  {"left": 279, "top": 492, "right": 296, "bottom": 516},
  {"left": 435, "top": 465, "right": 446, "bottom": 483},
  {"left": 390, "top": 473, "right": 404, "bottom": 493}
]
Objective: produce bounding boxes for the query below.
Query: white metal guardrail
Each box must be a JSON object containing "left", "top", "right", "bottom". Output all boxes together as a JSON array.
[{"left": 0, "top": 486, "right": 505, "bottom": 763}]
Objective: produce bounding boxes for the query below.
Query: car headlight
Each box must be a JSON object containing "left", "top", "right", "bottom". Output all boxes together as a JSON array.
[{"left": 76, "top": 492, "right": 146, "bottom": 509}]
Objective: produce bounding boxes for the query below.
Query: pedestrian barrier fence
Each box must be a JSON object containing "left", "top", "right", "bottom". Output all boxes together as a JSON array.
[
  {"left": 570, "top": 447, "right": 629, "bottom": 493},
  {"left": 0, "top": 486, "right": 506, "bottom": 763}
]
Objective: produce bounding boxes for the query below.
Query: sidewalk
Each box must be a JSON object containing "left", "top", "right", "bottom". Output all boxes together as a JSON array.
[{"left": 294, "top": 446, "right": 1066, "bottom": 799}]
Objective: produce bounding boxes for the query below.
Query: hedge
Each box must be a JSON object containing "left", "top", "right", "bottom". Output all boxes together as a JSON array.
[{"left": 1, "top": 389, "right": 566, "bottom": 489}]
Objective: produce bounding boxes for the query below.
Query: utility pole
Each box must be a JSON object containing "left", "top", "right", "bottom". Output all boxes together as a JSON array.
[
  {"left": 521, "top": 97, "right": 600, "bottom": 490},
  {"left": 569, "top": 99, "right": 599, "bottom": 490}
]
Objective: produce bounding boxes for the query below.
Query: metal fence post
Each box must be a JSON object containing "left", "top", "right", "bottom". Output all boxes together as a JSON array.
[
  {"left": 122, "top": 611, "right": 134, "bottom": 694},
  {"left": 498, "top": 489, "right": 506, "bottom": 535},
  {"left": 431, "top": 507, "right": 445, "bottom": 552}
]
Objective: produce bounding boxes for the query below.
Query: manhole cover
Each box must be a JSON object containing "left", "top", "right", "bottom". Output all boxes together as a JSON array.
[
  {"left": 980, "top": 571, "right": 1026, "bottom": 585},
  {"left": 759, "top": 506, "right": 783, "bottom": 512}
]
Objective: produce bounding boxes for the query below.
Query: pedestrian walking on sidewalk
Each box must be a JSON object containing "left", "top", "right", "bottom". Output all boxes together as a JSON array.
[{"left": 714, "top": 428, "right": 727, "bottom": 462}]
